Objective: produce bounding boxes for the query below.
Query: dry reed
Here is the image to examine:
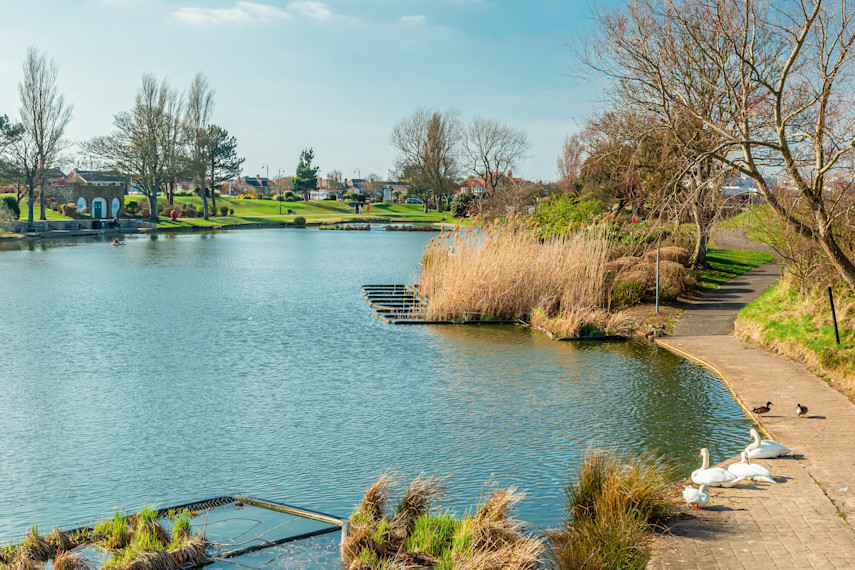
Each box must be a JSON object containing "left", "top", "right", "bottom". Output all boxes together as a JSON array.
[
  {"left": 52, "top": 551, "right": 90, "bottom": 570},
  {"left": 418, "top": 225, "right": 612, "bottom": 322}
]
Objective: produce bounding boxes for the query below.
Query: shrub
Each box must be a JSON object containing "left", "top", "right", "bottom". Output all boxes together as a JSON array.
[
  {"left": 125, "top": 200, "right": 139, "bottom": 215},
  {"left": 0, "top": 195, "right": 21, "bottom": 220},
  {"left": 285, "top": 195, "right": 300, "bottom": 202},
  {"left": 219, "top": 205, "right": 229, "bottom": 216},
  {"left": 450, "top": 193, "right": 474, "bottom": 217},
  {"left": 182, "top": 205, "right": 197, "bottom": 218},
  {"left": 229, "top": 208, "right": 235, "bottom": 215},
  {"left": 611, "top": 269, "right": 651, "bottom": 308},
  {"left": 644, "top": 246, "right": 690, "bottom": 267},
  {"left": 657, "top": 260, "right": 688, "bottom": 300},
  {"left": 237, "top": 193, "right": 255, "bottom": 200},
  {"left": 60, "top": 203, "right": 78, "bottom": 218},
  {"left": 275, "top": 194, "right": 285, "bottom": 201},
  {"left": 293, "top": 216, "right": 306, "bottom": 226}
]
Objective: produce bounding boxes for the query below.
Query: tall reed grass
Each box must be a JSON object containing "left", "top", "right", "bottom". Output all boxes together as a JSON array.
[
  {"left": 418, "top": 224, "right": 616, "bottom": 327},
  {"left": 548, "top": 448, "right": 672, "bottom": 570}
]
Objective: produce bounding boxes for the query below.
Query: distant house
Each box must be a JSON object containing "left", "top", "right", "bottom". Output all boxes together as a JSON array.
[
  {"left": 229, "top": 176, "right": 274, "bottom": 195},
  {"left": 459, "top": 177, "right": 486, "bottom": 195},
  {"left": 382, "top": 183, "right": 409, "bottom": 202},
  {"left": 722, "top": 174, "right": 771, "bottom": 201}
]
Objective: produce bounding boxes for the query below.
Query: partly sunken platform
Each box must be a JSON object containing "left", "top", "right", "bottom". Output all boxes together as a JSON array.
[{"left": 360, "top": 285, "right": 518, "bottom": 325}]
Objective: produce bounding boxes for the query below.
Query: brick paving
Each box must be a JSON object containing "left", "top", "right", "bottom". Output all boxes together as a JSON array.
[{"left": 648, "top": 262, "right": 855, "bottom": 568}]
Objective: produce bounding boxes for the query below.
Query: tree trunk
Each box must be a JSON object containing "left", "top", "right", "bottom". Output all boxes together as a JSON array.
[
  {"left": 211, "top": 185, "right": 217, "bottom": 213},
  {"left": 167, "top": 182, "right": 174, "bottom": 206},
  {"left": 816, "top": 228, "right": 855, "bottom": 290},
  {"left": 27, "top": 185, "right": 34, "bottom": 224},
  {"left": 202, "top": 187, "right": 209, "bottom": 220},
  {"left": 39, "top": 179, "right": 46, "bottom": 220},
  {"left": 149, "top": 194, "right": 159, "bottom": 222},
  {"left": 691, "top": 201, "right": 711, "bottom": 268}
]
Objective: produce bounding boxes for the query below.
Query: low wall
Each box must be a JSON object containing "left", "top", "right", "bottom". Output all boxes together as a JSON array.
[{"left": 0, "top": 219, "right": 155, "bottom": 232}]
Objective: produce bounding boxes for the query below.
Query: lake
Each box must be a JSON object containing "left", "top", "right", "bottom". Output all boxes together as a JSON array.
[{"left": 0, "top": 228, "right": 754, "bottom": 558}]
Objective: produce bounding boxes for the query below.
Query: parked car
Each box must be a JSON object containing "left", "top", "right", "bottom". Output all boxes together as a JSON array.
[{"left": 404, "top": 198, "right": 423, "bottom": 204}]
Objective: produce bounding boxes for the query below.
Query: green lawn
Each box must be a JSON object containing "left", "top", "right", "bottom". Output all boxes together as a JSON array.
[
  {"left": 0, "top": 193, "right": 75, "bottom": 220},
  {"left": 123, "top": 195, "right": 461, "bottom": 228},
  {"left": 697, "top": 248, "right": 774, "bottom": 291}
]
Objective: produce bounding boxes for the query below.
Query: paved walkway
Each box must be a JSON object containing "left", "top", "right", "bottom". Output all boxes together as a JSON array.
[{"left": 649, "top": 262, "right": 855, "bottom": 569}]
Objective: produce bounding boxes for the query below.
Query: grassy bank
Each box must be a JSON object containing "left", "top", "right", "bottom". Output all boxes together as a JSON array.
[{"left": 735, "top": 279, "right": 855, "bottom": 394}]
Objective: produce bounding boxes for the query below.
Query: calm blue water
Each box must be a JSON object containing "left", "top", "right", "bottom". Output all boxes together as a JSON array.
[{"left": 0, "top": 229, "right": 753, "bottom": 545}]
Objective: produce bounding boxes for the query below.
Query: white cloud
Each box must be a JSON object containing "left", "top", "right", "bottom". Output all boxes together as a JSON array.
[
  {"left": 173, "top": 2, "right": 291, "bottom": 25},
  {"left": 399, "top": 15, "right": 426, "bottom": 25},
  {"left": 288, "top": 1, "right": 332, "bottom": 20}
]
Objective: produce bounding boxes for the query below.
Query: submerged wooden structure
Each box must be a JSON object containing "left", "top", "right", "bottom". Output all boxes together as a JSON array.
[{"left": 360, "top": 285, "right": 518, "bottom": 325}]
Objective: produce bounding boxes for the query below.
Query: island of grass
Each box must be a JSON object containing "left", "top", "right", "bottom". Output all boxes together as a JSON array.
[{"left": 0, "top": 506, "right": 207, "bottom": 570}]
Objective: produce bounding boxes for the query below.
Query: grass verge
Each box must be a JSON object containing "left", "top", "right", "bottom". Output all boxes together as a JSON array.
[
  {"left": 696, "top": 249, "right": 773, "bottom": 291},
  {"left": 735, "top": 278, "right": 855, "bottom": 394}
]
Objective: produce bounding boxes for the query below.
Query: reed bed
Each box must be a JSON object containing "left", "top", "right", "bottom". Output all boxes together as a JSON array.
[
  {"left": 548, "top": 448, "right": 672, "bottom": 570},
  {"left": 418, "top": 225, "right": 613, "bottom": 324},
  {"left": 342, "top": 474, "right": 544, "bottom": 570}
]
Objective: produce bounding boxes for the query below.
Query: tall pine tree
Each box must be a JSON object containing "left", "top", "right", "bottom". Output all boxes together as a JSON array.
[{"left": 293, "top": 148, "right": 319, "bottom": 201}]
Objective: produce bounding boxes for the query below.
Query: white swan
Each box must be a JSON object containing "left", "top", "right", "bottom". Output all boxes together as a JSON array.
[
  {"left": 745, "top": 428, "right": 793, "bottom": 459},
  {"left": 683, "top": 484, "right": 710, "bottom": 509},
  {"left": 728, "top": 451, "right": 777, "bottom": 484},
  {"left": 692, "top": 448, "right": 744, "bottom": 487}
]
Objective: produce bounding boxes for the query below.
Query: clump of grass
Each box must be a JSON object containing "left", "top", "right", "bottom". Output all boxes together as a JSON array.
[
  {"left": 94, "top": 510, "right": 131, "bottom": 550},
  {"left": 343, "top": 474, "right": 543, "bottom": 570},
  {"left": 52, "top": 550, "right": 90, "bottom": 570},
  {"left": 547, "top": 447, "right": 672, "bottom": 570}
]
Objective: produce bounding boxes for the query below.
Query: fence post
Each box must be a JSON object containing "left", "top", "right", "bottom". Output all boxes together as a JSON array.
[
  {"left": 829, "top": 286, "right": 841, "bottom": 347},
  {"left": 340, "top": 519, "right": 350, "bottom": 554}
]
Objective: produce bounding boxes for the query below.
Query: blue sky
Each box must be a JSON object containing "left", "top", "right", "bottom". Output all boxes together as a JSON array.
[{"left": 0, "top": 0, "right": 603, "bottom": 182}]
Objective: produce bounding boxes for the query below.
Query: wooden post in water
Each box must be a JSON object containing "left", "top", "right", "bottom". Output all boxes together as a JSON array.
[
  {"left": 829, "top": 286, "right": 841, "bottom": 346},
  {"left": 340, "top": 519, "right": 350, "bottom": 553},
  {"left": 656, "top": 247, "right": 659, "bottom": 314}
]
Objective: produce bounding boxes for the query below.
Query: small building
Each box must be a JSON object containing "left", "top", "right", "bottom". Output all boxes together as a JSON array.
[
  {"left": 230, "top": 176, "right": 274, "bottom": 195},
  {"left": 51, "top": 182, "right": 126, "bottom": 219}
]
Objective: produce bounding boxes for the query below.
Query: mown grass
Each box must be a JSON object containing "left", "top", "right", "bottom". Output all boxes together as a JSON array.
[
  {"left": 0, "top": 193, "right": 75, "bottom": 220},
  {"left": 735, "top": 279, "right": 855, "bottom": 392},
  {"left": 696, "top": 248, "right": 773, "bottom": 291},
  {"left": 548, "top": 448, "right": 672, "bottom": 570}
]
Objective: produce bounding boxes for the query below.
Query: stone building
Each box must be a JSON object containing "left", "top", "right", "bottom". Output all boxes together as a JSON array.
[{"left": 51, "top": 182, "right": 126, "bottom": 218}]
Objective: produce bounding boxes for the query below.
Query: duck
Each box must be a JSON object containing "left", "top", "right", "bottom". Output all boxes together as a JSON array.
[
  {"left": 727, "top": 451, "right": 777, "bottom": 484},
  {"left": 692, "top": 448, "right": 744, "bottom": 487},
  {"left": 752, "top": 402, "right": 772, "bottom": 415},
  {"left": 796, "top": 403, "right": 809, "bottom": 418},
  {"left": 682, "top": 484, "right": 710, "bottom": 509},
  {"left": 745, "top": 428, "right": 793, "bottom": 458}
]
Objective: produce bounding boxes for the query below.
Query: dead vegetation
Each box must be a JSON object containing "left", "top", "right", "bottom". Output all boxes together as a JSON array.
[{"left": 342, "top": 473, "right": 544, "bottom": 570}]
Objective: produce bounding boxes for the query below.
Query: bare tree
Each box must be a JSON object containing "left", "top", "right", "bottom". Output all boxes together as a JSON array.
[
  {"left": 463, "top": 118, "right": 529, "bottom": 195},
  {"left": 390, "top": 108, "right": 462, "bottom": 212},
  {"left": 14, "top": 48, "right": 72, "bottom": 223},
  {"left": 361, "top": 172, "right": 383, "bottom": 200},
  {"left": 186, "top": 73, "right": 215, "bottom": 219},
  {"left": 85, "top": 73, "right": 183, "bottom": 221},
  {"left": 586, "top": 0, "right": 855, "bottom": 287},
  {"left": 556, "top": 132, "right": 585, "bottom": 195}
]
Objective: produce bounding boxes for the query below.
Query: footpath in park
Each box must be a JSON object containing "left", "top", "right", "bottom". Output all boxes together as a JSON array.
[{"left": 649, "top": 260, "right": 855, "bottom": 569}]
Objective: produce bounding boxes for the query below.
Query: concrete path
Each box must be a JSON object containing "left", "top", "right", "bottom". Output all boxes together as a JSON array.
[{"left": 649, "top": 263, "right": 855, "bottom": 568}]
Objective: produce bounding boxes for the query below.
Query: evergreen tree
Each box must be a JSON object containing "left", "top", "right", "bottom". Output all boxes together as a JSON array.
[
  {"left": 293, "top": 148, "right": 319, "bottom": 201},
  {"left": 206, "top": 125, "right": 244, "bottom": 213}
]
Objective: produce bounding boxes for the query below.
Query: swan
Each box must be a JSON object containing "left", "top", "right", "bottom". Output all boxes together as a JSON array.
[
  {"left": 745, "top": 428, "right": 793, "bottom": 459},
  {"left": 692, "top": 448, "right": 744, "bottom": 487},
  {"left": 682, "top": 484, "right": 710, "bottom": 509},
  {"left": 728, "top": 451, "right": 777, "bottom": 484}
]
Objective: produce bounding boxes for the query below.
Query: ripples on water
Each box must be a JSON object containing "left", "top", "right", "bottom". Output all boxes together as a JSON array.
[{"left": 0, "top": 229, "right": 754, "bottom": 547}]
